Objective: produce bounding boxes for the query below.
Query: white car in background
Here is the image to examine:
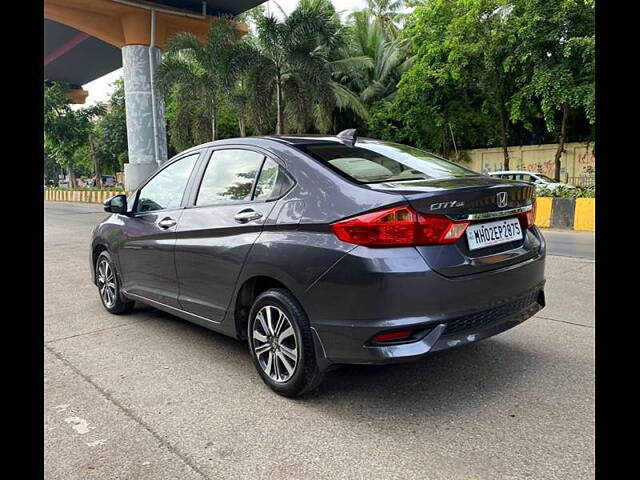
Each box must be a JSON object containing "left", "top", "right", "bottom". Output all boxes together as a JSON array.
[{"left": 487, "top": 171, "right": 575, "bottom": 191}]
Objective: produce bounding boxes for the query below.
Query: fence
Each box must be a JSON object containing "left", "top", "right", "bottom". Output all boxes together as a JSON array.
[{"left": 567, "top": 176, "right": 595, "bottom": 188}]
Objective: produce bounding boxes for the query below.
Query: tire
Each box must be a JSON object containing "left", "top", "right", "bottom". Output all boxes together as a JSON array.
[
  {"left": 247, "top": 288, "right": 324, "bottom": 397},
  {"left": 95, "top": 251, "right": 135, "bottom": 315}
]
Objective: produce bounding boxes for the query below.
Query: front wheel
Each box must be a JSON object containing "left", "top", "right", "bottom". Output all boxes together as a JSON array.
[
  {"left": 95, "top": 251, "right": 135, "bottom": 315},
  {"left": 247, "top": 289, "right": 324, "bottom": 397}
]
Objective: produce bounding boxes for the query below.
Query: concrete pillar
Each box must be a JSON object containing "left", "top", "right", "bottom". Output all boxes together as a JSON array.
[{"left": 122, "top": 44, "right": 168, "bottom": 191}]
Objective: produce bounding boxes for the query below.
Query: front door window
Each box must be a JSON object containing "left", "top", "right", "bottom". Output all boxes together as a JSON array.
[{"left": 135, "top": 153, "right": 199, "bottom": 213}]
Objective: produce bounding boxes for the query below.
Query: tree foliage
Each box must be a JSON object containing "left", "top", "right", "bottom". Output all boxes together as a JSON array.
[
  {"left": 242, "top": 0, "right": 369, "bottom": 134},
  {"left": 93, "top": 78, "right": 128, "bottom": 174},
  {"left": 368, "top": 0, "right": 594, "bottom": 168},
  {"left": 44, "top": 81, "right": 105, "bottom": 185},
  {"left": 156, "top": 16, "right": 246, "bottom": 143},
  {"left": 44, "top": 0, "right": 595, "bottom": 181},
  {"left": 509, "top": 0, "right": 595, "bottom": 178}
]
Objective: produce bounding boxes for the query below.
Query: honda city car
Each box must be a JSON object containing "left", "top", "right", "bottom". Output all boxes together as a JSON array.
[{"left": 91, "top": 130, "right": 546, "bottom": 397}]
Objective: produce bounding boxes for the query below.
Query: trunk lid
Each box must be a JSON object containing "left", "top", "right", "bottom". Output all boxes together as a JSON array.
[{"left": 368, "top": 176, "right": 542, "bottom": 277}]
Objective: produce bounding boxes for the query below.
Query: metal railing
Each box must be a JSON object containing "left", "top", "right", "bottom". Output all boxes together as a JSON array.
[{"left": 568, "top": 176, "right": 595, "bottom": 187}]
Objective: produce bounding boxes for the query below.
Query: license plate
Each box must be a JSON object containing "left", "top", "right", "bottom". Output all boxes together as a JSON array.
[{"left": 466, "top": 217, "right": 523, "bottom": 250}]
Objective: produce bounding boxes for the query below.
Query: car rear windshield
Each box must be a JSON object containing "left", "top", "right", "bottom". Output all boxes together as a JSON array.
[{"left": 297, "top": 141, "right": 479, "bottom": 183}]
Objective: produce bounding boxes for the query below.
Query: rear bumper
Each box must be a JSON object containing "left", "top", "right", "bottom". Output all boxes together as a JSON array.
[
  {"left": 303, "top": 238, "right": 546, "bottom": 368},
  {"left": 312, "top": 286, "right": 544, "bottom": 366}
]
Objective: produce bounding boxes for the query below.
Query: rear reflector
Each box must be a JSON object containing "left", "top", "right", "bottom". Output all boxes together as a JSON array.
[
  {"left": 330, "top": 205, "right": 470, "bottom": 247},
  {"left": 373, "top": 330, "right": 413, "bottom": 343}
]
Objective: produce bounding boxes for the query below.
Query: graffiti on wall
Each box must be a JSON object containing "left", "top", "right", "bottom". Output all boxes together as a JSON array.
[
  {"left": 520, "top": 159, "right": 557, "bottom": 177},
  {"left": 576, "top": 151, "right": 596, "bottom": 173},
  {"left": 475, "top": 143, "right": 595, "bottom": 182}
]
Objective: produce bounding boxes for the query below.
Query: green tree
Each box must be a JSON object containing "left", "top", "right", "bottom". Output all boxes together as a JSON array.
[
  {"left": 368, "top": 0, "right": 500, "bottom": 158},
  {"left": 388, "top": 0, "right": 521, "bottom": 166},
  {"left": 338, "top": 9, "right": 411, "bottom": 108},
  {"left": 510, "top": 0, "right": 595, "bottom": 180},
  {"left": 243, "top": 0, "right": 367, "bottom": 134},
  {"left": 156, "top": 16, "right": 246, "bottom": 143},
  {"left": 94, "top": 78, "right": 129, "bottom": 179},
  {"left": 44, "top": 152, "right": 61, "bottom": 184},
  {"left": 445, "top": 0, "right": 522, "bottom": 168},
  {"left": 44, "top": 81, "right": 105, "bottom": 187},
  {"left": 365, "top": 0, "right": 408, "bottom": 38}
]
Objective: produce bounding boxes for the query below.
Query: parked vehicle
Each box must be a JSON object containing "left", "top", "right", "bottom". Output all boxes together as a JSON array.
[
  {"left": 91, "top": 130, "right": 546, "bottom": 396},
  {"left": 86, "top": 175, "right": 117, "bottom": 188},
  {"left": 102, "top": 175, "right": 116, "bottom": 186},
  {"left": 488, "top": 170, "right": 574, "bottom": 191}
]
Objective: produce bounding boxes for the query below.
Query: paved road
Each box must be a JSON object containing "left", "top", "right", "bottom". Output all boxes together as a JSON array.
[
  {"left": 541, "top": 229, "right": 595, "bottom": 260},
  {"left": 44, "top": 202, "right": 594, "bottom": 480}
]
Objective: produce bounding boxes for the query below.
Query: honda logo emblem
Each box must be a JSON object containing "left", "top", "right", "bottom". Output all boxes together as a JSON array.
[{"left": 497, "top": 192, "right": 508, "bottom": 208}]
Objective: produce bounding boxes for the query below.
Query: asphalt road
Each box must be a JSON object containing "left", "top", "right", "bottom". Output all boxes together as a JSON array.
[
  {"left": 44, "top": 202, "right": 595, "bottom": 480},
  {"left": 540, "top": 229, "right": 595, "bottom": 260}
]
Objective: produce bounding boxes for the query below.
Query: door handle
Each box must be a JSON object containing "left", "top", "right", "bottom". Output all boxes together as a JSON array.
[
  {"left": 158, "top": 217, "right": 177, "bottom": 229},
  {"left": 234, "top": 209, "right": 262, "bottom": 223}
]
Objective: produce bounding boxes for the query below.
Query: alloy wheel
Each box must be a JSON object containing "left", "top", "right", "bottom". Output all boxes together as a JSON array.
[
  {"left": 97, "top": 259, "right": 117, "bottom": 308},
  {"left": 252, "top": 305, "right": 298, "bottom": 383}
]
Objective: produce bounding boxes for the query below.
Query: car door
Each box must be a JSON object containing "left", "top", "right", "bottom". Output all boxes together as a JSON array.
[
  {"left": 174, "top": 147, "right": 292, "bottom": 322},
  {"left": 117, "top": 152, "right": 201, "bottom": 307}
]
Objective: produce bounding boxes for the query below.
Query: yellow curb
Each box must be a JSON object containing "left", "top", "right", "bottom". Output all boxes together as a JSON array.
[
  {"left": 44, "top": 190, "right": 125, "bottom": 204},
  {"left": 574, "top": 198, "right": 595, "bottom": 231},
  {"left": 535, "top": 197, "right": 552, "bottom": 228}
]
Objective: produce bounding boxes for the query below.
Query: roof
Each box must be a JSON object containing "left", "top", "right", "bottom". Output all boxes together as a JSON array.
[
  {"left": 263, "top": 135, "right": 347, "bottom": 145},
  {"left": 262, "top": 135, "right": 390, "bottom": 146},
  {"left": 44, "top": 1, "right": 265, "bottom": 87},
  {"left": 489, "top": 171, "right": 543, "bottom": 175}
]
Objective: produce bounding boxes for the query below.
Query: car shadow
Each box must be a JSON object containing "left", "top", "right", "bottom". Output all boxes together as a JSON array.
[
  {"left": 319, "top": 340, "right": 538, "bottom": 398},
  {"left": 143, "top": 306, "right": 543, "bottom": 416}
]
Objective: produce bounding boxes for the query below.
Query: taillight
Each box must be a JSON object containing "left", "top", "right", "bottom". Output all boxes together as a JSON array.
[
  {"left": 518, "top": 200, "right": 536, "bottom": 229},
  {"left": 330, "top": 205, "right": 470, "bottom": 247}
]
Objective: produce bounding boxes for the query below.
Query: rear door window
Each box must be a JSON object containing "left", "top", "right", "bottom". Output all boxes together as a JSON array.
[
  {"left": 195, "top": 149, "right": 294, "bottom": 207},
  {"left": 196, "top": 149, "right": 265, "bottom": 206}
]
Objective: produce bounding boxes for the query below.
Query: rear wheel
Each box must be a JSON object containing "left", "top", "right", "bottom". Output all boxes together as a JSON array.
[
  {"left": 96, "top": 251, "right": 134, "bottom": 315},
  {"left": 248, "top": 289, "right": 324, "bottom": 397}
]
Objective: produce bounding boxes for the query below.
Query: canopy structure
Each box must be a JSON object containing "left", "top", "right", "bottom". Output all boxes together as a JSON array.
[{"left": 44, "top": 0, "right": 266, "bottom": 189}]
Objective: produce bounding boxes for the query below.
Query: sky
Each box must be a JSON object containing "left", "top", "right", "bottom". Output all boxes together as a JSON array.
[{"left": 80, "top": 0, "right": 368, "bottom": 107}]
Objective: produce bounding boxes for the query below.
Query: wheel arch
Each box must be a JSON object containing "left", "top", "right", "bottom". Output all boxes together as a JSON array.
[
  {"left": 232, "top": 275, "right": 299, "bottom": 341},
  {"left": 91, "top": 243, "right": 108, "bottom": 285}
]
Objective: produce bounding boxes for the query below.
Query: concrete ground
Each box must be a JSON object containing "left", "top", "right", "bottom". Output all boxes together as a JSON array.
[{"left": 44, "top": 202, "right": 594, "bottom": 480}]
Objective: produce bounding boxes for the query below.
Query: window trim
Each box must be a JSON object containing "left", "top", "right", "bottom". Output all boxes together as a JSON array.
[
  {"left": 184, "top": 145, "right": 296, "bottom": 210},
  {"left": 130, "top": 149, "right": 204, "bottom": 216}
]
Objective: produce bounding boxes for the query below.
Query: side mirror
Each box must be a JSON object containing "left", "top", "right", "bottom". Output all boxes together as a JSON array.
[{"left": 104, "top": 194, "right": 127, "bottom": 214}]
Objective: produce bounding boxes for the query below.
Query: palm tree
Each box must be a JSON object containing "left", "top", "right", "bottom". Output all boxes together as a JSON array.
[
  {"left": 156, "top": 17, "right": 245, "bottom": 142},
  {"left": 333, "top": 9, "right": 412, "bottom": 108},
  {"left": 366, "top": 0, "right": 407, "bottom": 38},
  {"left": 243, "top": 0, "right": 368, "bottom": 134}
]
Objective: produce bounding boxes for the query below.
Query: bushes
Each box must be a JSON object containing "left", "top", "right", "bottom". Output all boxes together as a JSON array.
[{"left": 536, "top": 185, "right": 595, "bottom": 198}]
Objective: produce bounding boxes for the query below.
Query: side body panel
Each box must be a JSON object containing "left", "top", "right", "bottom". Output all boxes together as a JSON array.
[
  {"left": 174, "top": 201, "right": 278, "bottom": 321},
  {"left": 117, "top": 209, "right": 185, "bottom": 307}
]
